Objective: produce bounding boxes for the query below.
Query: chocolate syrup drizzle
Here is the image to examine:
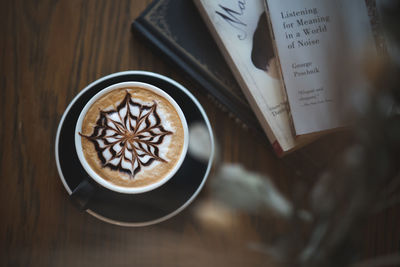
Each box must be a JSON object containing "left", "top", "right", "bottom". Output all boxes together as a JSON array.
[{"left": 81, "top": 91, "right": 173, "bottom": 178}]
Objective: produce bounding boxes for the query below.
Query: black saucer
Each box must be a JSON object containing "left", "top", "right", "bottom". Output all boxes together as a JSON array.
[{"left": 55, "top": 71, "right": 214, "bottom": 226}]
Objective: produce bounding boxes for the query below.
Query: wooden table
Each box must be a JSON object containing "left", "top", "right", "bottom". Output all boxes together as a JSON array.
[{"left": 1, "top": 1, "right": 399, "bottom": 266}]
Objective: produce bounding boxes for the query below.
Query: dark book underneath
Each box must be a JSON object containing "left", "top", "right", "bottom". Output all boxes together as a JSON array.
[{"left": 131, "top": 0, "right": 262, "bottom": 133}]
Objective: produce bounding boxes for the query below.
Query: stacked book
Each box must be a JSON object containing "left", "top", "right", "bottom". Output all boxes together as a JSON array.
[{"left": 132, "top": 0, "right": 376, "bottom": 156}]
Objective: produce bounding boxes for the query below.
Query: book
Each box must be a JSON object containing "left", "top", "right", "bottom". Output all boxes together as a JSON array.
[
  {"left": 194, "top": 0, "right": 318, "bottom": 155},
  {"left": 131, "top": 0, "right": 263, "bottom": 136},
  {"left": 264, "top": 0, "right": 376, "bottom": 136}
]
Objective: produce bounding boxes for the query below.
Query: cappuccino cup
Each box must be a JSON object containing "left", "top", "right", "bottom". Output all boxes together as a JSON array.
[{"left": 74, "top": 82, "right": 189, "bottom": 198}]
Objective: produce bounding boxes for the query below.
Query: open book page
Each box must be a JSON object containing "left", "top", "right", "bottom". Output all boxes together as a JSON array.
[
  {"left": 265, "top": 0, "right": 376, "bottom": 135},
  {"left": 195, "top": 0, "right": 298, "bottom": 152}
]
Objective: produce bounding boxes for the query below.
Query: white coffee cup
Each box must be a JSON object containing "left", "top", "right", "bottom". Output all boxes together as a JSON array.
[{"left": 74, "top": 82, "right": 189, "bottom": 194}]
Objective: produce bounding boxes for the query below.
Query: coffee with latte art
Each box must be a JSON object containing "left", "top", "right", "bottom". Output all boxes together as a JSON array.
[{"left": 79, "top": 86, "right": 186, "bottom": 188}]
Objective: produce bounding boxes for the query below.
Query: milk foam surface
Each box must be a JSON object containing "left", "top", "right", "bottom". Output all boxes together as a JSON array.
[{"left": 79, "top": 87, "right": 185, "bottom": 188}]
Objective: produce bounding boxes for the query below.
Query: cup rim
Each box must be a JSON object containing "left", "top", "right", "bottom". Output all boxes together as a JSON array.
[{"left": 74, "top": 81, "right": 189, "bottom": 194}]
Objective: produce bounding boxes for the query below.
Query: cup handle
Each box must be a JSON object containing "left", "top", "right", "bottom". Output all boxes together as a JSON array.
[{"left": 70, "top": 179, "right": 96, "bottom": 211}]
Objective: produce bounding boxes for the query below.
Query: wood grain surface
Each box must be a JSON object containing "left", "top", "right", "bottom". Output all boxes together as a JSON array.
[{"left": 0, "top": 1, "right": 398, "bottom": 266}]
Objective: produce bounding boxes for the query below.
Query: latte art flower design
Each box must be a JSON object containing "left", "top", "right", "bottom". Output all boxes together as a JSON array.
[{"left": 81, "top": 91, "right": 173, "bottom": 178}]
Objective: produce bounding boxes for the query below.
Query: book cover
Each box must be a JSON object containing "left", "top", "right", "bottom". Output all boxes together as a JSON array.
[
  {"left": 265, "top": 0, "right": 376, "bottom": 135},
  {"left": 194, "top": 0, "right": 318, "bottom": 155},
  {"left": 131, "top": 0, "right": 262, "bottom": 134}
]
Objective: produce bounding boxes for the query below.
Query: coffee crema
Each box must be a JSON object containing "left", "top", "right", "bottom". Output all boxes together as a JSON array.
[{"left": 79, "top": 87, "right": 185, "bottom": 188}]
